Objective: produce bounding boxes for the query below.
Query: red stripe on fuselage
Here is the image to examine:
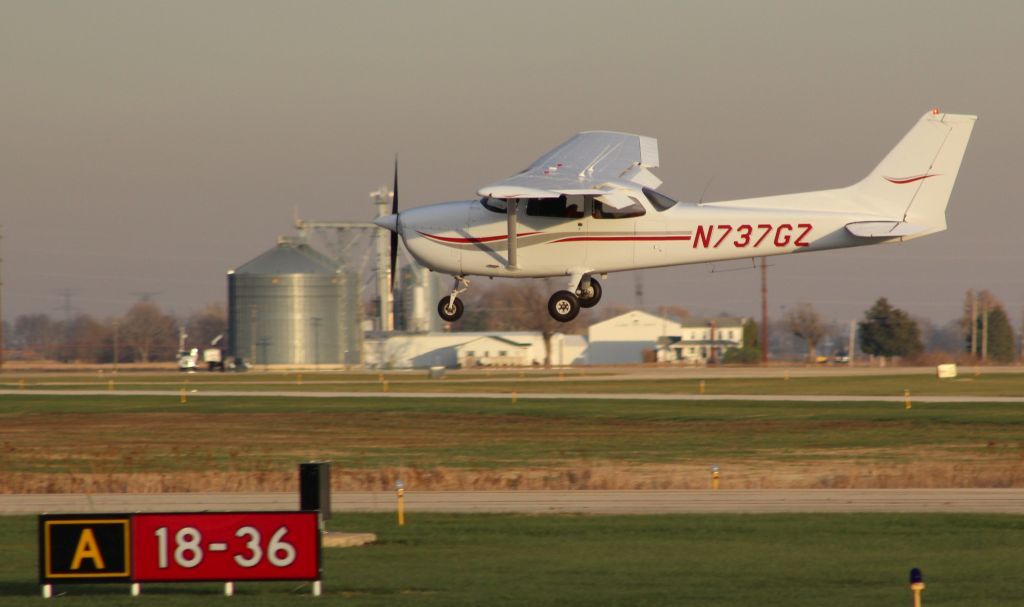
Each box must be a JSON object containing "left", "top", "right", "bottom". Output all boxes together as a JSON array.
[
  {"left": 550, "top": 235, "right": 692, "bottom": 243},
  {"left": 417, "top": 230, "right": 541, "bottom": 243}
]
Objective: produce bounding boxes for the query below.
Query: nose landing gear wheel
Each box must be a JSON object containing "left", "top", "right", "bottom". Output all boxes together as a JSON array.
[
  {"left": 548, "top": 290, "right": 581, "bottom": 322},
  {"left": 576, "top": 278, "right": 602, "bottom": 309},
  {"left": 438, "top": 296, "right": 464, "bottom": 322}
]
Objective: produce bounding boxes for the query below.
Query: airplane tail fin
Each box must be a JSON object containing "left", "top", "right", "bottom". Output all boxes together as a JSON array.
[{"left": 853, "top": 110, "right": 977, "bottom": 234}]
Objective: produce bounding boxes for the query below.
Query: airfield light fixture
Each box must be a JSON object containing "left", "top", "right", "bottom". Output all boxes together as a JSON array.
[
  {"left": 909, "top": 568, "right": 925, "bottom": 606},
  {"left": 395, "top": 479, "right": 406, "bottom": 527}
]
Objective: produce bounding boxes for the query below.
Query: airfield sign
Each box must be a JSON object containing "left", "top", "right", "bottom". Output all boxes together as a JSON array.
[
  {"left": 39, "top": 514, "right": 132, "bottom": 583},
  {"left": 132, "top": 512, "right": 320, "bottom": 582},
  {"left": 39, "top": 511, "right": 321, "bottom": 595}
]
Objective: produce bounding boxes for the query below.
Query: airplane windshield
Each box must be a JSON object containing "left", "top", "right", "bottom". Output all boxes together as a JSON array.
[
  {"left": 642, "top": 187, "right": 678, "bottom": 211},
  {"left": 480, "top": 196, "right": 507, "bottom": 213}
]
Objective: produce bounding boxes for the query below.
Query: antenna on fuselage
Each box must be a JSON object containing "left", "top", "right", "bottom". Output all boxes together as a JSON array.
[{"left": 698, "top": 174, "right": 715, "bottom": 205}]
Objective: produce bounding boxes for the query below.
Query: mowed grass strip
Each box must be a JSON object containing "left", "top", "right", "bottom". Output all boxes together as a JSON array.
[
  {"left": 2, "top": 394, "right": 1024, "bottom": 475},
  {"left": 1, "top": 513, "right": 1023, "bottom": 606},
  {"left": 5, "top": 371, "right": 1024, "bottom": 396}
]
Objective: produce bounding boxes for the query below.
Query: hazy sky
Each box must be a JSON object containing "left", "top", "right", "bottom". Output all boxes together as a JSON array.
[{"left": 3, "top": 1, "right": 1021, "bottom": 327}]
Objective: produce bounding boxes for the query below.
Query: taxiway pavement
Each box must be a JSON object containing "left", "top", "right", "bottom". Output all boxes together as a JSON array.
[
  {"left": 3, "top": 489, "right": 1024, "bottom": 515},
  {"left": 3, "top": 388, "right": 1024, "bottom": 403}
]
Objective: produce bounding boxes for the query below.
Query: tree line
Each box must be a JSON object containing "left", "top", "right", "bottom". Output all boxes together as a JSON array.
[
  {"left": 783, "top": 289, "right": 1020, "bottom": 363},
  {"left": 2, "top": 287, "right": 1018, "bottom": 365},
  {"left": 2, "top": 301, "right": 226, "bottom": 363}
]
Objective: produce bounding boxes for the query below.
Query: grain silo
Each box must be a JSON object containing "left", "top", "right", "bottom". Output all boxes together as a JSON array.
[{"left": 228, "top": 238, "right": 362, "bottom": 366}]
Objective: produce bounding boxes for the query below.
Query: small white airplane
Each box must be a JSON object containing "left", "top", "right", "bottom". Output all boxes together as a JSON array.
[{"left": 375, "top": 109, "right": 976, "bottom": 322}]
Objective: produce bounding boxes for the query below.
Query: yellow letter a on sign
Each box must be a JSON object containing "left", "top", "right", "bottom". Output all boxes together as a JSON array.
[{"left": 70, "top": 528, "right": 106, "bottom": 570}]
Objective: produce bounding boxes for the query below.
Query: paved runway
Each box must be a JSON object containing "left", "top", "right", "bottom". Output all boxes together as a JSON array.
[
  {"left": 3, "top": 490, "right": 1023, "bottom": 515},
  {"left": 3, "top": 388, "right": 1024, "bottom": 403}
]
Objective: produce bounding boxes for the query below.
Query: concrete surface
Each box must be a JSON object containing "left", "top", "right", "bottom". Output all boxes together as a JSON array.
[
  {"left": 3, "top": 388, "right": 1024, "bottom": 403},
  {"left": 4, "top": 490, "right": 1024, "bottom": 515}
]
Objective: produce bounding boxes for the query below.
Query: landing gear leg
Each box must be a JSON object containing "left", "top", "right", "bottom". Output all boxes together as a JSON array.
[
  {"left": 576, "top": 275, "right": 602, "bottom": 308},
  {"left": 438, "top": 275, "right": 470, "bottom": 322}
]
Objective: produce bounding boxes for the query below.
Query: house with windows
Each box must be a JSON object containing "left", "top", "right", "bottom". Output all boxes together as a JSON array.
[
  {"left": 656, "top": 317, "right": 747, "bottom": 364},
  {"left": 586, "top": 310, "right": 747, "bottom": 365}
]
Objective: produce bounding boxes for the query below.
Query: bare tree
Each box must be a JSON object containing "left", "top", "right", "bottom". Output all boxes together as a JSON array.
[
  {"left": 60, "top": 314, "right": 111, "bottom": 363},
  {"left": 186, "top": 302, "right": 228, "bottom": 348},
  {"left": 120, "top": 301, "right": 177, "bottom": 362},
  {"left": 462, "top": 280, "right": 589, "bottom": 368},
  {"left": 784, "top": 302, "right": 826, "bottom": 362},
  {"left": 12, "top": 314, "right": 62, "bottom": 360}
]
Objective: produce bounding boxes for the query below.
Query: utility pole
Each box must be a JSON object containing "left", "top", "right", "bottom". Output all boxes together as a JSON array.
[
  {"left": 760, "top": 257, "right": 768, "bottom": 365},
  {"left": 634, "top": 271, "right": 644, "bottom": 310},
  {"left": 112, "top": 320, "right": 119, "bottom": 373},
  {"left": 981, "top": 299, "right": 989, "bottom": 362},
  {"left": 61, "top": 288, "right": 74, "bottom": 324},
  {"left": 709, "top": 319, "right": 718, "bottom": 365},
  {"left": 970, "top": 291, "right": 978, "bottom": 358},
  {"left": 0, "top": 225, "right": 4, "bottom": 373},
  {"left": 848, "top": 319, "right": 856, "bottom": 367}
]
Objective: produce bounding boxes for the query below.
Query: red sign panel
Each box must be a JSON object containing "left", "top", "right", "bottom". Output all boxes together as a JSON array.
[{"left": 132, "top": 512, "right": 320, "bottom": 582}]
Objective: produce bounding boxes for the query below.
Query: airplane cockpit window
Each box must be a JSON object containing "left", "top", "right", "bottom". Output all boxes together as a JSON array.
[
  {"left": 642, "top": 187, "right": 678, "bottom": 211},
  {"left": 480, "top": 196, "right": 507, "bottom": 213},
  {"left": 593, "top": 198, "right": 647, "bottom": 219},
  {"left": 526, "top": 196, "right": 583, "bottom": 219}
]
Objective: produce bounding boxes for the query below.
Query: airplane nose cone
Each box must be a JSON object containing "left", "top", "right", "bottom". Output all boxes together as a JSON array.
[{"left": 373, "top": 213, "right": 399, "bottom": 233}]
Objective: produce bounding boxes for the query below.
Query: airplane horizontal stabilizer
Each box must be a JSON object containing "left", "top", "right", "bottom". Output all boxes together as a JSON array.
[{"left": 844, "top": 221, "right": 929, "bottom": 238}]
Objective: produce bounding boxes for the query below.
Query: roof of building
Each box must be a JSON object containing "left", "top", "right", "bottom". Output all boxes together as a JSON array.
[
  {"left": 679, "top": 316, "right": 746, "bottom": 328},
  {"left": 662, "top": 338, "right": 741, "bottom": 347},
  {"left": 589, "top": 309, "right": 686, "bottom": 330},
  {"left": 455, "top": 335, "right": 532, "bottom": 349},
  {"left": 231, "top": 240, "right": 339, "bottom": 275}
]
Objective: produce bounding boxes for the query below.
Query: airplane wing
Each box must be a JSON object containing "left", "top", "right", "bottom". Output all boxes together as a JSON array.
[{"left": 478, "top": 131, "right": 662, "bottom": 208}]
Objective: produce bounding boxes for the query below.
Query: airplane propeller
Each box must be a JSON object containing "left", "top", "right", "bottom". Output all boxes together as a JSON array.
[{"left": 389, "top": 155, "right": 399, "bottom": 293}]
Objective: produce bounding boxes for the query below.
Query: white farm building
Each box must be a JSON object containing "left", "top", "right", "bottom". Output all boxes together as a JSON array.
[
  {"left": 364, "top": 331, "right": 588, "bottom": 369},
  {"left": 588, "top": 310, "right": 747, "bottom": 365}
]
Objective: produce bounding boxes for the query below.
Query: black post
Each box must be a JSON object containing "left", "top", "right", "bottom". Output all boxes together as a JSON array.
[{"left": 299, "top": 461, "right": 331, "bottom": 521}]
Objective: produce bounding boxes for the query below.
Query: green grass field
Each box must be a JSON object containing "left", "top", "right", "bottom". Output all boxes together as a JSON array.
[
  {"left": 4, "top": 370, "right": 1024, "bottom": 396},
  {"left": 1, "top": 513, "right": 1023, "bottom": 606},
  {"left": 3, "top": 393, "right": 1024, "bottom": 491}
]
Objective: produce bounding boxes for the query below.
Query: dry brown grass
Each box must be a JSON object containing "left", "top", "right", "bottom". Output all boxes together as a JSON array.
[{"left": 4, "top": 459, "right": 1024, "bottom": 494}]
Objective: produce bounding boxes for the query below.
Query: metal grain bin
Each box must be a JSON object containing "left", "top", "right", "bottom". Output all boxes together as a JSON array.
[{"left": 228, "top": 239, "right": 362, "bottom": 366}]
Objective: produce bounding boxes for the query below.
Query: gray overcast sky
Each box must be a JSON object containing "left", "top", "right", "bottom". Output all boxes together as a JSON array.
[{"left": 2, "top": 1, "right": 1021, "bottom": 326}]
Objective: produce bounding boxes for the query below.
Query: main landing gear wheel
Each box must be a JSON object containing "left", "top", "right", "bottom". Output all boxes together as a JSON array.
[
  {"left": 438, "top": 297, "right": 464, "bottom": 322},
  {"left": 548, "top": 290, "right": 581, "bottom": 322},
  {"left": 576, "top": 278, "right": 602, "bottom": 309}
]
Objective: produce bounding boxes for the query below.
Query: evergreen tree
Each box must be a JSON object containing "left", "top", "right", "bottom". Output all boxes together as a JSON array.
[
  {"left": 743, "top": 319, "right": 760, "bottom": 350},
  {"left": 858, "top": 298, "right": 923, "bottom": 359},
  {"left": 721, "top": 319, "right": 760, "bottom": 363},
  {"left": 962, "top": 290, "right": 1018, "bottom": 363},
  {"left": 984, "top": 305, "right": 1016, "bottom": 363}
]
